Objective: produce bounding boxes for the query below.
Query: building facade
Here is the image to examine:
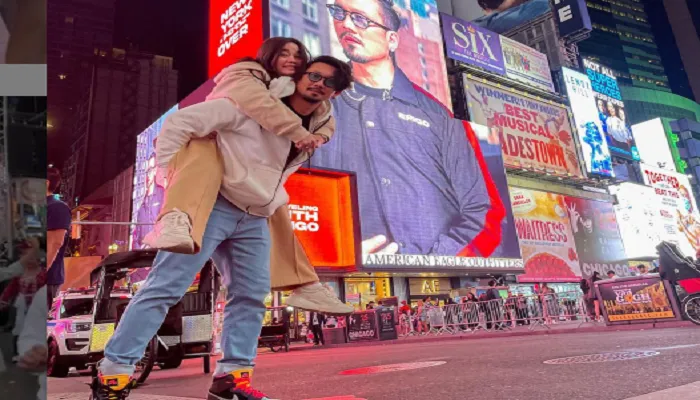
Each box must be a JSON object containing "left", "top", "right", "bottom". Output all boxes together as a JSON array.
[
  {"left": 671, "top": 119, "right": 700, "bottom": 206},
  {"left": 578, "top": 0, "right": 670, "bottom": 93},
  {"left": 48, "top": 0, "right": 117, "bottom": 165},
  {"left": 269, "top": 0, "right": 331, "bottom": 57},
  {"left": 63, "top": 48, "right": 178, "bottom": 206}
]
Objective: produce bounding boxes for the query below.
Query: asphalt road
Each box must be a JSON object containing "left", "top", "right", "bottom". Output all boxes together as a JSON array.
[{"left": 48, "top": 327, "right": 700, "bottom": 400}]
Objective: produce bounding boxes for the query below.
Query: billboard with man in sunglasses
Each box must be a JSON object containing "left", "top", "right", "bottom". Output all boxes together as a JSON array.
[{"left": 268, "top": 0, "right": 521, "bottom": 269}]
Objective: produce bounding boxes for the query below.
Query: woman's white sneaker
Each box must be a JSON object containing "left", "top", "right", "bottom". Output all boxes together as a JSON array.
[{"left": 143, "top": 209, "right": 195, "bottom": 254}]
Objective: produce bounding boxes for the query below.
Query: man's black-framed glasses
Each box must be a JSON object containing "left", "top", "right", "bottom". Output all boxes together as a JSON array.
[
  {"left": 326, "top": 4, "right": 392, "bottom": 31},
  {"left": 305, "top": 72, "right": 338, "bottom": 90}
]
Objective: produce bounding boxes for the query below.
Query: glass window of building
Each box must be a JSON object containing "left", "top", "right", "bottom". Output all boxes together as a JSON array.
[
  {"left": 302, "top": 0, "right": 318, "bottom": 23},
  {"left": 271, "top": 0, "right": 290, "bottom": 9},
  {"left": 345, "top": 277, "right": 391, "bottom": 311},
  {"left": 271, "top": 18, "right": 291, "bottom": 38},
  {"left": 303, "top": 32, "right": 322, "bottom": 57}
]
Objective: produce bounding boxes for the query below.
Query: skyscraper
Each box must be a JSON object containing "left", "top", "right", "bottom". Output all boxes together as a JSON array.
[
  {"left": 62, "top": 49, "right": 178, "bottom": 206},
  {"left": 577, "top": 0, "right": 671, "bottom": 93},
  {"left": 47, "top": 0, "right": 117, "bottom": 165}
]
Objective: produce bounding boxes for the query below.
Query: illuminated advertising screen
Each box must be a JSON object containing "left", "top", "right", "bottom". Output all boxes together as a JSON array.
[
  {"left": 130, "top": 105, "right": 179, "bottom": 250},
  {"left": 510, "top": 188, "right": 582, "bottom": 282},
  {"left": 562, "top": 67, "right": 613, "bottom": 177},
  {"left": 632, "top": 118, "right": 675, "bottom": 172},
  {"left": 440, "top": 13, "right": 554, "bottom": 92},
  {"left": 208, "top": 0, "right": 265, "bottom": 79},
  {"left": 284, "top": 169, "right": 360, "bottom": 270},
  {"left": 598, "top": 277, "right": 675, "bottom": 322},
  {"left": 640, "top": 164, "right": 700, "bottom": 258},
  {"left": 318, "top": 0, "right": 451, "bottom": 109},
  {"left": 465, "top": 77, "right": 582, "bottom": 177},
  {"left": 500, "top": 35, "right": 554, "bottom": 93},
  {"left": 563, "top": 196, "right": 629, "bottom": 278},
  {"left": 610, "top": 183, "right": 664, "bottom": 260},
  {"left": 582, "top": 59, "right": 638, "bottom": 160},
  {"left": 272, "top": 0, "right": 522, "bottom": 269},
  {"left": 450, "top": 0, "right": 552, "bottom": 34},
  {"left": 441, "top": 13, "right": 506, "bottom": 75}
]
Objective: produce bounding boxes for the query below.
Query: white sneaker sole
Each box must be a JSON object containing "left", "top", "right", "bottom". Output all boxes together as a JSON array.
[{"left": 285, "top": 295, "right": 354, "bottom": 315}]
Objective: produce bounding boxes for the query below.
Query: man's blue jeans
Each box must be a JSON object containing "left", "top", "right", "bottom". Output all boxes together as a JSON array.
[{"left": 100, "top": 196, "right": 270, "bottom": 376}]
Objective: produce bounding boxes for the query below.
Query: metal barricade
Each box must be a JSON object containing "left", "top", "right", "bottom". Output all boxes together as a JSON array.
[
  {"left": 445, "top": 291, "right": 590, "bottom": 335},
  {"left": 427, "top": 306, "right": 451, "bottom": 335},
  {"left": 400, "top": 291, "right": 591, "bottom": 338}
]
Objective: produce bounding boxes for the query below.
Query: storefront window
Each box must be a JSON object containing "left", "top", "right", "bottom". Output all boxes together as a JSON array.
[
  {"left": 345, "top": 277, "right": 391, "bottom": 310},
  {"left": 408, "top": 278, "right": 453, "bottom": 306}
]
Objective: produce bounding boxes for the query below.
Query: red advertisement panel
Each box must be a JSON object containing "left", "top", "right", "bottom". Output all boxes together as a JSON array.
[
  {"left": 208, "top": 0, "right": 266, "bottom": 79},
  {"left": 284, "top": 169, "right": 360, "bottom": 270}
]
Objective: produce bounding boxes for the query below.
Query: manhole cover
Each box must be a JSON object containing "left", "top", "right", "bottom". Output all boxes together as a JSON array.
[
  {"left": 544, "top": 351, "right": 659, "bottom": 365},
  {"left": 339, "top": 361, "right": 446, "bottom": 375}
]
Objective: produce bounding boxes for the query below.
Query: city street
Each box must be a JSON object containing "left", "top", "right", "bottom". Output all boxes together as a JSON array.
[{"left": 48, "top": 326, "right": 700, "bottom": 400}]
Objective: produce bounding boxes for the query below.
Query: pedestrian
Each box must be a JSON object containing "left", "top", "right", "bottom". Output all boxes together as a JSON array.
[
  {"left": 46, "top": 167, "right": 71, "bottom": 308},
  {"left": 398, "top": 300, "right": 411, "bottom": 335},
  {"left": 637, "top": 264, "right": 650, "bottom": 276},
  {"left": 366, "top": 301, "right": 375, "bottom": 310},
  {"left": 485, "top": 280, "right": 502, "bottom": 330},
  {"left": 586, "top": 272, "right": 603, "bottom": 321},
  {"left": 16, "top": 285, "right": 48, "bottom": 400},
  {"left": 145, "top": 37, "right": 352, "bottom": 316},
  {"left": 516, "top": 293, "right": 529, "bottom": 325},
  {"left": 606, "top": 270, "right": 617, "bottom": 279},
  {"left": 310, "top": 312, "right": 326, "bottom": 346},
  {"left": 540, "top": 284, "right": 558, "bottom": 325},
  {"left": 0, "top": 239, "right": 46, "bottom": 362},
  {"left": 89, "top": 56, "right": 354, "bottom": 400}
]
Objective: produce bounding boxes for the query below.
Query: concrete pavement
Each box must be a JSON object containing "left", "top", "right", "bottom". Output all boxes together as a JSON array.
[{"left": 48, "top": 326, "right": 700, "bottom": 400}]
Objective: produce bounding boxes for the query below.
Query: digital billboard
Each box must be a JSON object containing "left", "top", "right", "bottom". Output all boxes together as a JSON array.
[
  {"left": 640, "top": 164, "right": 700, "bottom": 259},
  {"left": 510, "top": 188, "right": 581, "bottom": 282},
  {"left": 441, "top": 13, "right": 554, "bottom": 93},
  {"left": 610, "top": 182, "right": 664, "bottom": 260},
  {"left": 551, "top": 0, "right": 592, "bottom": 39},
  {"left": 441, "top": 13, "right": 506, "bottom": 75},
  {"left": 598, "top": 277, "right": 676, "bottom": 322},
  {"left": 563, "top": 196, "right": 629, "bottom": 278},
  {"left": 450, "top": 0, "right": 552, "bottom": 34},
  {"left": 130, "top": 105, "right": 179, "bottom": 250},
  {"left": 562, "top": 67, "right": 613, "bottom": 177},
  {"left": 284, "top": 169, "right": 360, "bottom": 270},
  {"left": 465, "top": 77, "right": 582, "bottom": 177},
  {"left": 208, "top": 0, "right": 266, "bottom": 79},
  {"left": 632, "top": 118, "right": 675, "bottom": 172},
  {"left": 320, "top": 0, "right": 451, "bottom": 109},
  {"left": 583, "top": 59, "right": 638, "bottom": 160},
  {"left": 501, "top": 35, "right": 554, "bottom": 93},
  {"left": 276, "top": 0, "right": 522, "bottom": 269}
]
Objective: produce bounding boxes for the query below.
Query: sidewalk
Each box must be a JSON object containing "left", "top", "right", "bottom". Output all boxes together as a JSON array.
[{"left": 279, "top": 320, "right": 696, "bottom": 353}]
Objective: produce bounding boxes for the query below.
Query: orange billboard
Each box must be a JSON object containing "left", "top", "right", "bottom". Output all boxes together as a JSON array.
[{"left": 284, "top": 168, "right": 361, "bottom": 271}]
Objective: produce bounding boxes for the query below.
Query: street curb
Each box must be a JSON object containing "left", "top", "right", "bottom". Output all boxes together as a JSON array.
[{"left": 293, "top": 321, "right": 695, "bottom": 352}]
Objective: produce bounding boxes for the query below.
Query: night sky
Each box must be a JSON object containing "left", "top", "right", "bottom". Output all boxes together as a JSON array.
[
  {"left": 112, "top": 0, "right": 209, "bottom": 100},
  {"left": 642, "top": 0, "right": 695, "bottom": 101}
]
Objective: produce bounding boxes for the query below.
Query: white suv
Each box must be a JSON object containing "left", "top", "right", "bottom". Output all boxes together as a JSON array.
[{"left": 46, "top": 287, "right": 131, "bottom": 377}]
